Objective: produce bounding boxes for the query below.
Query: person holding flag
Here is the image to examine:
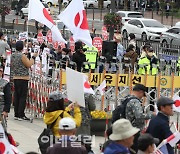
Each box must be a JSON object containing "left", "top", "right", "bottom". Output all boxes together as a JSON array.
[{"left": 146, "top": 97, "right": 180, "bottom": 154}]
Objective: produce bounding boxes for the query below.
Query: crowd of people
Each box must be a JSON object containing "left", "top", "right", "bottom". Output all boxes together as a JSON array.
[{"left": 0, "top": 27, "right": 179, "bottom": 154}]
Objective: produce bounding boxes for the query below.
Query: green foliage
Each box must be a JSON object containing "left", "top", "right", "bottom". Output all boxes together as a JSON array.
[
  {"left": 0, "top": 1, "right": 10, "bottom": 16},
  {"left": 104, "top": 12, "right": 122, "bottom": 28}
]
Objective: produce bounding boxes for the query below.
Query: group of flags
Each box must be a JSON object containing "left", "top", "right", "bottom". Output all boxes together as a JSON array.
[
  {"left": 154, "top": 132, "right": 180, "bottom": 154},
  {"left": 28, "top": 0, "right": 92, "bottom": 46}
]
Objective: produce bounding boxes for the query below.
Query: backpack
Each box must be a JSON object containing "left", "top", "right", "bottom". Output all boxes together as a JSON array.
[
  {"left": 112, "top": 96, "right": 137, "bottom": 123},
  {"left": 38, "top": 112, "right": 64, "bottom": 154}
]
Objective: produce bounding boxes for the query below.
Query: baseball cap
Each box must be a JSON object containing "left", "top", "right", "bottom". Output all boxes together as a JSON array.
[
  {"left": 133, "top": 84, "right": 147, "bottom": 96},
  {"left": 138, "top": 133, "right": 159, "bottom": 150},
  {"left": 157, "top": 96, "right": 175, "bottom": 107},
  {"left": 49, "top": 91, "right": 64, "bottom": 101},
  {"left": 59, "top": 117, "right": 76, "bottom": 130}
]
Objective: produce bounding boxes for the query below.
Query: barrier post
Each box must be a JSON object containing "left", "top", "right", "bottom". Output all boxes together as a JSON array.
[
  {"left": 115, "top": 64, "right": 119, "bottom": 108},
  {"left": 157, "top": 69, "right": 161, "bottom": 99},
  {"left": 171, "top": 68, "right": 175, "bottom": 99},
  {"left": 101, "top": 65, "right": 106, "bottom": 110},
  {"left": 143, "top": 68, "right": 148, "bottom": 106}
]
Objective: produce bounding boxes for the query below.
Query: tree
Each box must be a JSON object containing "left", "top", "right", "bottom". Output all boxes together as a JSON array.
[{"left": 0, "top": 0, "right": 10, "bottom": 28}]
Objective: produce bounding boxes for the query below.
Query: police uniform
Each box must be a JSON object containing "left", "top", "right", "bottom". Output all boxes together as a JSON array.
[
  {"left": 138, "top": 51, "right": 159, "bottom": 111},
  {"left": 83, "top": 45, "right": 98, "bottom": 71}
]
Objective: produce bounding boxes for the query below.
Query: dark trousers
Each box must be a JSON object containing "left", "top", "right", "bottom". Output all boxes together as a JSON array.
[
  {"left": 14, "top": 79, "right": 28, "bottom": 118},
  {"left": 130, "top": 131, "right": 140, "bottom": 154}
]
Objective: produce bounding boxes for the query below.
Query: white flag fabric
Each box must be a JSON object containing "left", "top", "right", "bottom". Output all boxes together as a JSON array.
[
  {"left": 165, "top": 132, "right": 180, "bottom": 147},
  {"left": 173, "top": 95, "right": 180, "bottom": 113},
  {"left": 83, "top": 75, "right": 95, "bottom": 95},
  {"left": 95, "top": 80, "right": 106, "bottom": 96},
  {"left": 28, "top": 0, "right": 66, "bottom": 43},
  {"left": 0, "top": 124, "right": 15, "bottom": 154},
  {"left": 58, "top": 0, "right": 92, "bottom": 46}
]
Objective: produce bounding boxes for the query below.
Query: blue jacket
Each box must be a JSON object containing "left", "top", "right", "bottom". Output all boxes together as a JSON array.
[
  {"left": 146, "top": 112, "right": 174, "bottom": 154},
  {"left": 104, "top": 141, "right": 130, "bottom": 154}
]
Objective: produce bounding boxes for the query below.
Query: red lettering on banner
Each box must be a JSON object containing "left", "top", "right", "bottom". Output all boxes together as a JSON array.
[
  {"left": 92, "top": 37, "right": 102, "bottom": 51},
  {"left": 37, "top": 32, "right": 43, "bottom": 44},
  {"left": 102, "top": 26, "right": 108, "bottom": 41},
  {"left": 70, "top": 36, "right": 75, "bottom": 52},
  {"left": 46, "top": 30, "right": 52, "bottom": 43}
]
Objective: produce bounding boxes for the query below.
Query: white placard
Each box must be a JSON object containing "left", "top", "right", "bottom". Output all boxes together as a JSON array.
[
  {"left": 19, "top": 32, "right": 28, "bottom": 41},
  {"left": 66, "top": 67, "right": 85, "bottom": 107}
]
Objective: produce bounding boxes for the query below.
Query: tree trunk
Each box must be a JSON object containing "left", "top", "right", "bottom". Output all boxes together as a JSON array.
[
  {"left": 98, "top": 0, "right": 103, "bottom": 9},
  {"left": 109, "top": 26, "right": 114, "bottom": 40},
  {"left": 124, "top": 0, "right": 128, "bottom": 10},
  {"left": 1, "top": 15, "right": 5, "bottom": 28}
]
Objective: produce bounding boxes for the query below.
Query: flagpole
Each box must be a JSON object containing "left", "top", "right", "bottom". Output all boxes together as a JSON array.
[{"left": 26, "top": 18, "right": 29, "bottom": 47}]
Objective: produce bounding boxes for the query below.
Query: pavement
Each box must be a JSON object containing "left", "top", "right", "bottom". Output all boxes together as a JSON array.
[
  {"left": 7, "top": 108, "right": 105, "bottom": 154},
  {"left": 5, "top": 106, "right": 179, "bottom": 154}
]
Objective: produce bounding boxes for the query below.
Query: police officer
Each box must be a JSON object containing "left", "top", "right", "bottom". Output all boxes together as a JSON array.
[
  {"left": 83, "top": 45, "right": 98, "bottom": 72},
  {"left": 138, "top": 47, "right": 159, "bottom": 76},
  {"left": 146, "top": 97, "right": 180, "bottom": 154},
  {"left": 138, "top": 47, "right": 159, "bottom": 111},
  {"left": 0, "top": 64, "right": 11, "bottom": 118}
]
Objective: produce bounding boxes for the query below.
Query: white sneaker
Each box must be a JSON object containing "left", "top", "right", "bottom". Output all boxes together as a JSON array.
[
  {"left": 18, "top": 117, "right": 23, "bottom": 121},
  {"left": 14, "top": 116, "right": 18, "bottom": 120}
]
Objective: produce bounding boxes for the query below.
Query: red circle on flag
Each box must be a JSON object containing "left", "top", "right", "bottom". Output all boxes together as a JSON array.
[
  {"left": 74, "top": 10, "right": 89, "bottom": 30},
  {"left": 0, "top": 142, "right": 6, "bottom": 153},
  {"left": 46, "top": 30, "right": 52, "bottom": 43},
  {"left": 92, "top": 37, "right": 102, "bottom": 51},
  {"left": 175, "top": 100, "right": 180, "bottom": 107},
  {"left": 84, "top": 81, "right": 90, "bottom": 89},
  {"left": 43, "top": 8, "right": 55, "bottom": 25},
  {"left": 37, "top": 32, "right": 43, "bottom": 44}
]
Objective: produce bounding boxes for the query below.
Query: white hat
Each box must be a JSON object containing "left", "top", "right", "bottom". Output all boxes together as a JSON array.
[
  {"left": 59, "top": 117, "right": 76, "bottom": 130},
  {"left": 110, "top": 119, "right": 140, "bottom": 141},
  {"left": 114, "top": 35, "right": 122, "bottom": 41}
]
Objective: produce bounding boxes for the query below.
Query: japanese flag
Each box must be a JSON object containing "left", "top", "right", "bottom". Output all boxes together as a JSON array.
[
  {"left": 94, "top": 80, "right": 106, "bottom": 96},
  {"left": 173, "top": 95, "right": 180, "bottom": 113},
  {"left": 58, "top": 0, "right": 92, "bottom": 46},
  {"left": 0, "top": 124, "right": 15, "bottom": 154},
  {"left": 83, "top": 75, "right": 95, "bottom": 95},
  {"left": 165, "top": 132, "right": 180, "bottom": 147},
  {"left": 28, "top": 0, "right": 66, "bottom": 43}
]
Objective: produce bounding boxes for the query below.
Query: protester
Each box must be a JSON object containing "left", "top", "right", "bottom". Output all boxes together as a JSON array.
[
  {"left": 46, "top": 117, "right": 87, "bottom": 154},
  {"left": 11, "top": 41, "right": 37, "bottom": 121},
  {"left": 137, "top": 133, "right": 159, "bottom": 154},
  {"left": 128, "top": 33, "right": 136, "bottom": 49},
  {"left": 43, "top": 91, "right": 82, "bottom": 138},
  {"left": 114, "top": 35, "right": 125, "bottom": 62},
  {"left": 0, "top": 64, "right": 11, "bottom": 118},
  {"left": 104, "top": 119, "right": 140, "bottom": 154},
  {"left": 0, "top": 32, "right": 10, "bottom": 58},
  {"left": 146, "top": 97, "right": 179, "bottom": 154},
  {"left": 72, "top": 41, "right": 86, "bottom": 72},
  {"left": 55, "top": 45, "right": 62, "bottom": 61},
  {"left": 76, "top": 94, "right": 96, "bottom": 135},
  {"left": 125, "top": 84, "right": 154, "bottom": 152},
  {"left": 123, "top": 44, "right": 138, "bottom": 74}
]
